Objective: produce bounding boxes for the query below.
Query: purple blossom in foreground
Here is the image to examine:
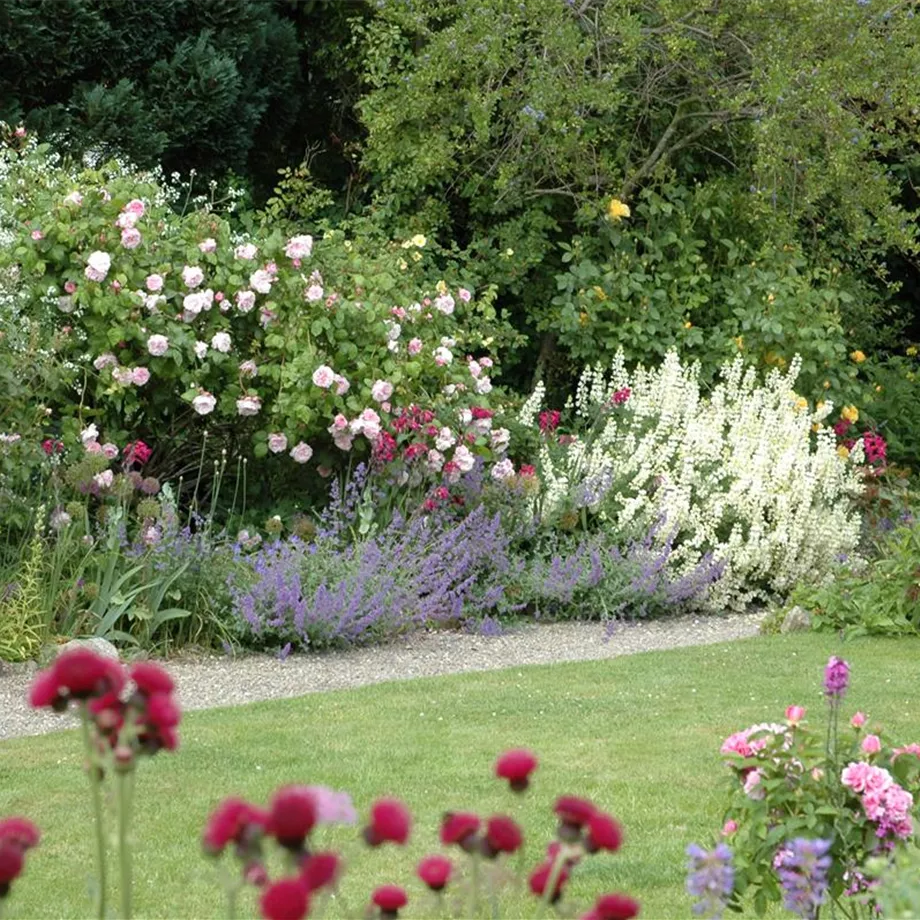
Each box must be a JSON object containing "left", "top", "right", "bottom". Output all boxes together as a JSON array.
[
  {"left": 824, "top": 656, "right": 850, "bottom": 700},
  {"left": 776, "top": 838, "right": 832, "bottom": 919},
  {"left": 686, "top": 842, "right": 734, "bottom": 919}
]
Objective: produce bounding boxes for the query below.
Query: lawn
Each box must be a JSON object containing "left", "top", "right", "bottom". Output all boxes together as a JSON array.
[{"left": 1, "top": 632, "right": 918, "bottom": 919}]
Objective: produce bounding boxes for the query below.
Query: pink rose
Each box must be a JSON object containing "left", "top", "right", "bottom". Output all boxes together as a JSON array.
[
  {"left": 116, "top": 212, "right": 138, "bottom": 230},
  {"left": 192, "top": 392, "right": 216, "bottom": 415},
  {"left": 124, "top": 199, "right": 145, "bottom": 216},
  {"left": 290, "top": 441, "right": 313, "bottom": 463},
  {"left": 101, "top": 442, "right": 119, "bottom": 460},
  {"left": 331, "top": 414, "right": 349, "bottom": 431},
  {"left": 305, "top": 284, "right": 324, "bottom": 302},
  {"left": 371, "top": 380, "right": 394, "bottom": 403},
  {"left": 84, "top": 251, "right": 111, "bottom": 282},
  {"left": 235, "top": 290, "right": 256, "bottom": 313},
  {"left": 64, "top": 281, "right": 77, "bottom": 294},
  {"left": 333, "top": 374, "right": 350, "bottom": 396},
  {"left": 31, "top": 229, "right": 43, "bottom": 241},
  {"left": 250, "top": 269, "right": 272, "bottom": 293},
  {"left": 236, "top": 395, "right": 262, "bottom": 416},
  {"left": 408, "top": 338, "right": 423, "bottom": 356},
  {"left": 199, "top": 238, "right": 217, "bottom": 253},
  {"left": 851, "top": 712, "right": 867, "bottom": 729},
  {"left": 743, "top": 769, "right": 765, "bottom": 800},
  {"left": 182, "top": 265, "right": 204, "bottom": 289},
  {"left": 785, "top": 705, "right": 805, "bottom": 725},
  {"left": 268, "top": 433, "right": 288, "bottom": 454},
  {"left": 146, "top": 274, "right": 164, "bottom": 292},
  {"left": 862, "top": 734, "right": 881, "bottom": 755},
  {"left": 147, "top": 334, "right": 169, "bottom": 357},
  {"left": 720, "top": 820, "right": 737, "bottom": 837},
  {"left": 285, "top": 235, "right": 313, "bottom": 260},
  {"left": 458, "top": 287, "right": 472, "bottom": 302},
  {"left": 132, "top": 367, "right": 151, "bottom": 386},
  {"left": 312, "top": 365, "right": 335, "bottom": 388}
]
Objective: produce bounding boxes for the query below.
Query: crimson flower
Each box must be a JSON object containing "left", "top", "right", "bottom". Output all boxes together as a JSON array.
[
  {"left": 495, "top": 748, "right": 538, "bottom": 792},
  {"left": 130, "top": 662, "right": 174, "bottom": 696},
  {"left": 483, "top": 815, "right": 523, "bottom": 857},
  {"left": 417, "top": 855, "right": 452, "bottom": 892},
  {"left": 0, "top": 818, "right": 40, "bottom": 852},
  {"left": 269, "top": 787, "right": 317, "bottom": 850},
  {"left": 555, "top": 796, "right": 596, "bottom": 840},
  {"left": 440, "top": 812, "right": 480, "bottom": 850},
  {"left": 259, "top": 877, "right": 310, "bottom": 920},
  {"left": 203, "top": 798, "right": 268, "bottom": 855},
  {"left": 529, "top": 861, "right": 571, "bottom": 903},
  {"left": 123, "top": 440, "right": 152, "bottom": 466},
  {"left": 29, "top": 649, "right": 125, "bottom": 710},
  {"left": 581, "top": 893, "right": 641, "bottom": 920},
  {"left": 372, "top": 884, "right": 408, "bottom": 918},
  {"left": 300, "top": 852, "right": 340, "bottom": 892},
  {"left": 364, "top": 798, "right": 411, "bottom": 846},
  {"left": 586, "top": 813, "right": 623, "bottom": 853}
]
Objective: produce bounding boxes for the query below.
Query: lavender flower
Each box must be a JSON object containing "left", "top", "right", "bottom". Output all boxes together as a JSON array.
[
  {"left": 776, "top": 838, "right": 832, "bottom": 919},
  {"left": 686, "top": 843, "right": 734, "bottom": 919},
  {"left": 824, "top": 656, "right": 850, "bottom": 700}
]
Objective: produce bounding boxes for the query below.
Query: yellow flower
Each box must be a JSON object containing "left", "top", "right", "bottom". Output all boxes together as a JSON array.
[
  {"left": 684, "top": 321, "right": 693, "bottom": 329},
  {"left": 841, "top": 405, "right": 859, "bottom": 423},
  {"left": 875, "top": 384, "right": 883, "bottom": 393},
  {"left": 411, "top": 251, "right": 422, "bottom": 262},
  {"left": 504, "top": 248, "right": 514, "bottom": 257},
  {"left": 837, "top": 445, "right": 850, "bottom": 459},
  {"left": 592, "top": 285, "right": 607, "bottom": 301},
  {"left": 811, "top": 423, "right": 822, "bottom": 433},
  {"left": 579, "top": 311, "right": 590, "bottom": 326},
  {"left": 907, "top": 345, "right": 918, "bottom": 357},
  {"left": 766, "top": 292, "right": 775, "bottom": 304},
  {"left": 794, "top": 397, "right": 808, "bottom": 412},
  {"left": 606, "top": 198, "right": 631, "bottom": 221},
  {"left": 823, "top": 380, "right": 831, "bottom": 389},
  {"left": 733, "top": 336, "right": 744, "bottom": 350},
  {"left": 849, "top": 350, "right": 866, "bottom": 363},
  {"left": 436, "top": 279, "right": 448, "bottom": 295},
  {"left": 816, "top": 400, "right": 826, "bottom": 410}
]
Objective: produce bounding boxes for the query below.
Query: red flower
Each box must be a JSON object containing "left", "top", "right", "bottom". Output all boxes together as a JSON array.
[
  {"left": 495, "top": 748, "right": 538, "bottom": 791},
  {"left": 539, "top": 410, "right": 561, "bottom": 433},
  {"left": 364, "top": 798, "right": 411, "bottom": 847},
  {"left": 30, "top": 650, "right": 124, "bottom": 709},
  {"left": 269, "top": 787, "right": 317, "bottom": 850},
  {"left": 130, "top": 662, "right": 174, "bottom": 696},
  {"left": 0, "top": 844, "right": 24, "bottom": 888},
  {"left": 259, "top": 877, "right": 310, "bottom": 920},
  {"left": 145, "top": 693, "right": 181, "bottom": 729},
  {"left": 586, "top": 813, "right": 623, "bottom": 853},
  {"left": 0, "top": 818, "right": 39, "bottom": 852},
  {"left": 471, "top": 407, "right": 494, "bottom": 419},
  {"left": 300, "top": 852, "right": 340, "bottom": 893},
  {"left": 417, "top": 855, "right": 452, "bottom": 891},
  {"left": 611, "top": 388, "right": 631, "bottom": 406},
  {"left": 554, "top": 796, "right": 595, "bottom": 829},
  {"left": 484, "top": 815, "right": 523, "bottom": 856},
  {"left": 28, "top": 669, "right": 63, "bottom": 709},
  {"left": 519, "top": 464, "right": 537, "bottom": 478},
  {"left": 440, "top": 812, "right": 480, "bottom": 849},
  {"left": 203, "top": 798, "right": 268, "bottom": 855},
  {"left": 529, "top": 861, "right": 570, "bottom": 903},
  {"left": 372, "top": 884, "right": 408, "bottom": 917},
  {"left": 581, "top": 893, "right": 641, "bottom": 920},
  {"left": 123, "top": 440, "right": 152, "bottom": 466}
]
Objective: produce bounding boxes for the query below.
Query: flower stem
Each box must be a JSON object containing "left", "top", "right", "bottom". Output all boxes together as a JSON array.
[
  {"left": 79, "top": 705, "right": 107, "bottom": 920},
  {"left": 116, "top": 767, "right": 135, "bottom": 919},
  {"left": 467, "top": 852, "right": 482, "bottom": 919},
  {"left": 538, "top": 847, "right": 569, "bottom": 918}
]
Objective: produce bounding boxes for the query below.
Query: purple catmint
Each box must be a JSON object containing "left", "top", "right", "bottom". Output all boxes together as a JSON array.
[
  {"left": 686, "top": 843, "right": 734, "bottom": 919},
  {"left": 823, "top": 656, "right": 850, "bottom": 700},
  {"left": 775, "top": 838, "right": 832, "bottom": 919}
]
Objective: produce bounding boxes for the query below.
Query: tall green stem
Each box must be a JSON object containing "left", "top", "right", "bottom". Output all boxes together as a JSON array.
[
  {"left": 116, "top": 768, "right": 135, "bottom": 919},
  {"left": 79, "top": 706, "right": 107, "bottom": 920}
]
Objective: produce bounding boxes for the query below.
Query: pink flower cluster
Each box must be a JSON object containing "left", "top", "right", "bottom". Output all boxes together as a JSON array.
[
  {"left": 841, "top": 762, "right": 914, "bottom": 839},
  {"left": 720, "top": 723, "right": 788, "bottom": 759}
]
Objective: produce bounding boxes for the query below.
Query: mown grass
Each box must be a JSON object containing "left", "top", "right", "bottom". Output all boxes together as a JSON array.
[{"left": 1, "top": 632, "right": 918, "bottom": 919}]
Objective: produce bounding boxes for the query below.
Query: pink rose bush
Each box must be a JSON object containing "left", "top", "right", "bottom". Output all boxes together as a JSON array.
[{"left": 694, "top": 656, "right": 920, "bottom": 917}]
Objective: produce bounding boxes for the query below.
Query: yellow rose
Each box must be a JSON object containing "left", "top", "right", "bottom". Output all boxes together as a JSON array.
[
  {"left": 841, "top": 405, "right": 859, "bottom": 423},
  {"left": 606, "top": 198, "right": 631, "bottom": 221},
  {"left": 837, "top": 445, "right": 850, "bottom": 459},
  {"left": 849, "top": 350, "right": 866, "bottom": 363},
  {"left": 684, "top": 321, "right": 693, "bottom": 329}
]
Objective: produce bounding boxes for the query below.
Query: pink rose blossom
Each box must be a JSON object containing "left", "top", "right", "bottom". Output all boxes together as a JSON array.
[
  {"left": 250, "top": 269, "right": 272, "bottom": 293},
  {"left": 371, "top": 380, "right": 394, "bottom": 403},
  {"left": 64, "top": 191, "right": 83, "bottom": 207},
  {"left": 85, "top": 440, "right": 103, "bottom": 455},
  {"left": 434, "top": 346, "right": 453, "bottom": 366},
  {"left": 475, "top": 375, "right": 492, "bottom": 395},
  {"left": 121, "top": 227, "right": 142, "bottom": 249},
  {"left": 234, "top": 243, "right": 258, "bottom": 260},
  {"left": 182, "top": 265, "right": 204, "bottom": 289},
  {"left": 333, "top": 434, "right": 353, "bottom": 452},
  {"left": 101, "top": 442, "right": 119, "bottom": 460},
  {"left": 132, "top": 367, "right": 151, "bottom": 386},
  {"left": 240, "top": 360, "right": 258, "bottom": 377},
  {"left": 116, "top": 211, "right": 138, "bottom": 230},
  {"left": 720, "top": 820, "right": 737, "bottom": 837},
  {"left": 192, "top": 392, "right": 216, "bottom": 415},
  {"left": 194, "top": 341, "right": 208, "bottom": 359},
  {"left": 305, "top": 284, "right": 324, "bottom": 302},
  {"left": 331, "top": 414, "right": 349, "bottom": 432},
  {"left": 31, "top": 229, "right": 43, "bottom": 241},
  {"left": 479, "top": 357, "right": 493, "bottom": 368},
  {"left": 458, "top": 287, "right": 472, "bottom": 302},
  {"left": 468, "top": 360, "right": 482, "bottom": 378},
  {"left": 64, "top": 280, "right": 77, "bottom": 294},
  {"left": 408, "top": 338, "right": 423, "bottom": 356},
  {"left": 210, "top": 331, "right": 232, "bottom": 353},
  {"left": 84, "top": 251, "right": 111, "bottom": 282},
  {"left": 862, "top": 734, "right": 882, "bottom": 755},
  {"left": 265, "top": 261, "right": 278, "bottom": 276},
  {"left": 743, "top": 769, "right": 765, "bottom": 799},
  {"left": 285, "top": 235, "right": 313, "bottom": 260},
  {"left": 434, "top": 294, "right": 455, "bottom": 315},
  {"left": 146, "top": 274, "right": 164, "bottom": 292},
  {"left": 290, "top": 441, "right": 313, "bottom": 463},
  {"left": 124, "top": 199, "right": 145, "bottom": 216},
  {"left": 491, "top": 458, "right": 515, "bottom": 482},
  {"left": 235, "top": 290, "right": 256, "bottom": 313},
  {"left": 13, "top": 126, "right": 26, "bottom": 138},
  {"left": 333, "top": 375, "right": 350, "bottom": 396},
  {"left": 268, "top": 433, "right": 288, "bottom": 454},
  {"left": 93, "top": 353, "right": 117, "bottom": 371},
  {"left": 236, "top": 395, "right": 262, "bottom": 416},
  {"left": 147, "top": 334, "right": 169, "bottom": 357},
  {"left": 851, "top": 712, "right": 867, "bottom": 729},
  {"left": 93, "top": 469, "right": 114, "bottom": 489},
  {"left": 785, "top": 705, "right": 805, "bottom": 725},
  {"left": 214, "top": 291, "right": 224, "bottom": 302},
  {"left": 426, "top": 449, "right": 445, "bottom": 472},
  {"left": 199, "top": 238, "right": 217, "bottom": 253},
  {"left": 312, "top": 365, "right": 335, "bottom": 388},
  {"left": 453, "top": 444, "right": 475, "bottom": 473}
]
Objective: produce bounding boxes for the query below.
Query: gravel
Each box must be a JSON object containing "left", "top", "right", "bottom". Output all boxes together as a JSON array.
[{"left": 0, "top": 612, "right": 765, "bottom": 741}]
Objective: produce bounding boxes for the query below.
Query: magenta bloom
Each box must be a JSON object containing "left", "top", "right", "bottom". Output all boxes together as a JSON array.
[
  {"left": 417, "top": 854, "right": 452, "bottom": 891},
  {"left": 364, "top": 798, "right": 411, "bottom": 846},
  {"left": 823, "top": 657, "right": 850, "bottom": 700},
  {"left": 495, "top": 748, "right": 539, "bottom": 791}
]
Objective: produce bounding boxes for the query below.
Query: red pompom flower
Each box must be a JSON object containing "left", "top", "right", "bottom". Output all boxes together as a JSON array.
[
  {"left": 586, "top": 813, "right": 623, "bottom": 853},
  {"left": 529, "top": 861, "right": 571, "bottom": 904},
  {"left": 372, "top": 884, "right": 408, "bottom": 918},
  {"left": 495, "top": 748, "right": 538, "bottom": 792},
  {"left": 581, "top": 892, "right": 641, "bottom": 920},
  {"left": 364, "top": 798, "right": 411, "bottom": 847},
  {"left": 268, "top": 787, "right": 317, "bottom": 851},
  {"left": 440, "top": 812, "right": 480, "bottom": 851},
  {"left": 483, "top": 815, "right": 523, "bottom": 857},
  {"left": 259, "top": 877, "right": 310, "bottom": 920},
  {"left": 300, "top": 851, "right": 340, "bottom": 892},
  {"left": 202, "top": 798, "right": 268, "bottom": 856},
  {"left": 417, "top": 854, "right": 452, "bottom": 892}
]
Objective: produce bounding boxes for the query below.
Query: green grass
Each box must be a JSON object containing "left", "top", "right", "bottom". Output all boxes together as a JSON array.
[{"left": 1, "top": 632, "right": 918, "bottom": 919}]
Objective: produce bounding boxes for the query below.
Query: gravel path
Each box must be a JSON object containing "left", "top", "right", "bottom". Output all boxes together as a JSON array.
[{"left": 0, "top": 612, "right": 764, "bottom": 741}]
